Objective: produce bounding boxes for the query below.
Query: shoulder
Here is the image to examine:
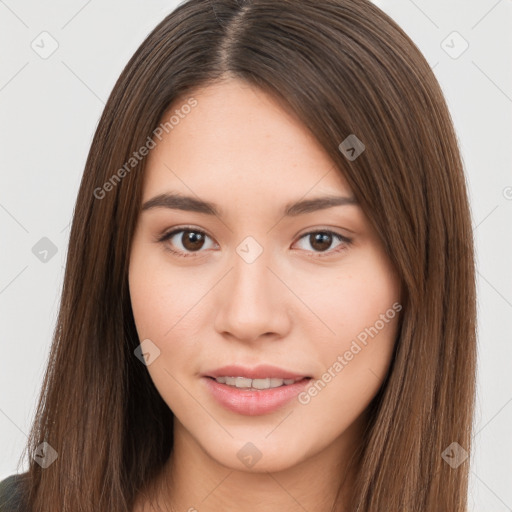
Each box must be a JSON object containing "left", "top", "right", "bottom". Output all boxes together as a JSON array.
[{"left": 0, "top": 473, "right": 29, "bottom": 512}]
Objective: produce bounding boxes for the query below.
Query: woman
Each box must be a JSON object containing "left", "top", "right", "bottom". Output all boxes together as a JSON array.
[{"left": 0, "top": 0, "right": 476, "bottom": 510}]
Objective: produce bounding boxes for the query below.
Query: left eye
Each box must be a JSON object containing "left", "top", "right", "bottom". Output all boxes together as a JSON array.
[
  {"left": 293, "top": 231, "right": 350, "bottom": 255},
  {"left": 158, "top": 228, "right": 351, "bottom": 257}
]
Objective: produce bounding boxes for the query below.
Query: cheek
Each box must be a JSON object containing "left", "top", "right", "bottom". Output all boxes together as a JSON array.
[
  {"left": 301, "top": 254, "right": 400, "bottom": 344},
  {"left": 128, "top": 241, "right": 202, "bottom": 338},
  {"left": 128, "top": 249, "right": 204, "bottom": 410},
  {"left": 128, "top": 242, "right": 215, "bottom": 379},
  {"left": 296, "top": 268, "right": 400, "bottom": 433},
  {"left": 303, "top": 251, "right": 401, "bottom": 391}
]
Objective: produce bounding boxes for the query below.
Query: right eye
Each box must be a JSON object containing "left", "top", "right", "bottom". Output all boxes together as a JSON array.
[{"left": 158, "top": 227, "right": 218, "bottom": 257}]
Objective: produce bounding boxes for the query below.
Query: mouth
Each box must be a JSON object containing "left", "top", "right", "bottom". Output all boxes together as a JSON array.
[{"left": 202, "top": 364, "right": 313, "bottom": 415}]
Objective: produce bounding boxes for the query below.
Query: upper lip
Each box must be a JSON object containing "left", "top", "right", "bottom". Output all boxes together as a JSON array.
[{"left": 204, "top": 364, "right": 310, "bottom": 380}]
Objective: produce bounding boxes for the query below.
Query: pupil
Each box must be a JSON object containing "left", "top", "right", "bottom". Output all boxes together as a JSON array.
[
  {"left": 311, "top": 232, "right": 331, "bottom": 251},
  {"left": 183, "top": 231, "right": 204, "bottom": 251}
]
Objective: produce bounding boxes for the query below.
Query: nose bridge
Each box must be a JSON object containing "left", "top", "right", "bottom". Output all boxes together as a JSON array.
[
  {"left": 214, "top": 236, "right": 291, "bottom": 341},
  {"left": 232, "top": 243, "right": 271, "bottom": 302}
]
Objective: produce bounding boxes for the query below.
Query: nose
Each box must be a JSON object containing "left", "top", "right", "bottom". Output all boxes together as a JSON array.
[{"left": 213, "top": 249, "right": 293, "bottom": 344}]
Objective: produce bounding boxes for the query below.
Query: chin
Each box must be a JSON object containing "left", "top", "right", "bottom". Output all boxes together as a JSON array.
[{"left": 202, "top": 435, "right": 311, "bottom": 474}]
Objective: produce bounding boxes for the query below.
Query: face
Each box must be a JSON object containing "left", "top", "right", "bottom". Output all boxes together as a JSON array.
[{"left": 128, "top": 78, "right": 402, "bottom": 474}]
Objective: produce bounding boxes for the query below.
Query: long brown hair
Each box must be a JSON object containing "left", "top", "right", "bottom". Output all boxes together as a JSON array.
[{"left": 16, "top": 0, "right": 476, "bottom": 510}]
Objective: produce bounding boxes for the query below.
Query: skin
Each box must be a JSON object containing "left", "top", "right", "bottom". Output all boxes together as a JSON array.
[{"left": 128, "top": 78, "right": 402, "bottom": 512}]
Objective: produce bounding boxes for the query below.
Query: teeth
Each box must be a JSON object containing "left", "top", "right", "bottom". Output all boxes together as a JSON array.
[
  {"left": 235, "top": 377, "right": 252, "bottom": 388},
  {"left": 213, "top": 376, "right": 303, "bottom": 389}
]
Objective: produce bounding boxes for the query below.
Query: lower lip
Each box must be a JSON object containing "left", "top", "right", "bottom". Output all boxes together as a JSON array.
[{"left": 203, "top": 377, "right": 311, "bottom": 416}]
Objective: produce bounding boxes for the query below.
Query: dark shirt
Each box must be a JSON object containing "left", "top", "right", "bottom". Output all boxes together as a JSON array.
[{"left": 0, "top": 473, "right": 28, "bottom": 512}]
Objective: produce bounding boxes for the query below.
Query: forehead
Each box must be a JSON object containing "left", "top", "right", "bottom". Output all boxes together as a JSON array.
[{"left": 142, "top": 79, "right": 353, "bottom": 204}]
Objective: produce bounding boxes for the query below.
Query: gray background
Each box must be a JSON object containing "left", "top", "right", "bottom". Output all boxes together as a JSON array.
[{"left": 1, "top": 0, "right": 511, "bottom": 510}]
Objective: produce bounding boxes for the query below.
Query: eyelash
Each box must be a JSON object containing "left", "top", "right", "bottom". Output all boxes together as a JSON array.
[{"left": 156, "top": 226, "right": 353, "bottom": 259}]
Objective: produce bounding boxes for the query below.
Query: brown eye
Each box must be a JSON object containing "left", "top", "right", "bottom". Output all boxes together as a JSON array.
[
  {"left": 309, "top": 232, "right": 333, "bottom": 252},
  {"left": 294, "top": 230, "right": 352, "bottom": 256},
  {"left": 181, "top": 230, "right": 206, "bottom": 251},
  {"left": 158, "top": 227, "right": 216, "bottom": 257}
]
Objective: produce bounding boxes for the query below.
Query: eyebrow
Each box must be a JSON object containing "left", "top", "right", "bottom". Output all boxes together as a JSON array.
[{"left": 141, "top": 192, "right": 358, "bottom": 217}]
